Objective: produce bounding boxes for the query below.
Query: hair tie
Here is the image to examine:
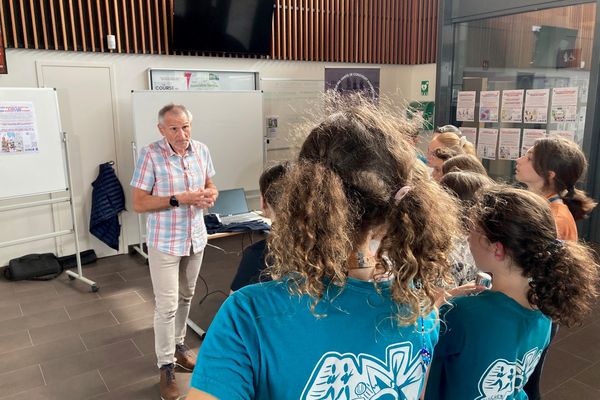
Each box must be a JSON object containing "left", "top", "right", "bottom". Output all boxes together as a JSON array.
[
  {"left": 394, "top": 186, "right": 412, "bottom": 204},
  {"left": 459, "top": 136, "right": 467, "bottom": 147},
  {"left": 567, "top": 186, "right": 576, "bottom": 198}
]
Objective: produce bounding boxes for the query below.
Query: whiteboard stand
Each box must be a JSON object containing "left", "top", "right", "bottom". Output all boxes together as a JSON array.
[
  {"left": 130, "top": 142, "right": 148, "bottom": 261},
  {"left": 0, "top": 132, "right": 98, "bottom": 292},
  {"left": 62, "top": 132, "right": 97, "bottom": 291}
]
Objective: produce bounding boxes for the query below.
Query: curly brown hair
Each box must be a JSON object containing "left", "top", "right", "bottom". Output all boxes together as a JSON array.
[
  {"left": 473, "top": 186, "right": 599, "bottom": 327},
  {"left": 267, "top": 95, "right": 461, "bottom": 325},
  {"left": 531, "top": 137, "right": 597, "bottom": 220}
]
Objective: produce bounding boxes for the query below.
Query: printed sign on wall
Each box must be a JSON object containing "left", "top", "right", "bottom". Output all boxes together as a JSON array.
[{"left": 325, "top": 68, "right": 380, "bottom": 102}]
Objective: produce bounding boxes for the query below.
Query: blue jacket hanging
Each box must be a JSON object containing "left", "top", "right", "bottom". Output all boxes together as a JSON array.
[{"left": 90, "top": 162, "right": 126, "bottom": 250}]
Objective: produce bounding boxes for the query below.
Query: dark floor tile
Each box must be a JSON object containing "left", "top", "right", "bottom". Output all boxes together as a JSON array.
[
  {"left": 131, "top": 330, "right": 155, "bottom": 355},
  {"left": 0, "top": 286, "right": 59, "bottom": 307},
  {"left": 95, "top": 276, "right": 153, "bottom": 299},
  {"left": 19, "top": 290, "right": 100, "bottom": 316},
  {"left": 544, "top": 379, "right": 600, "bottom": 400},
  {"left": 555, "top": 321, "right": 600, "bottom": 363},
  {"left": 78, "top": 260, "right": 145, "bottom": 279},
  {"left": 540, "top": 347, "right": 594, "bottom": 394},
  {"left": 98, "top": 352, "right": 157, "bottom": 391},
  {"left": 110, "top": 300, "right": 154, "bottom": 323},
  {"left": 29, "top": 311, "right": 117, "bottom": 345},
  {"left": 52, "top": 272, "right": 126, "bottom": 294},
  {"left": 0, "top": 336, "right": 86, "bottom": 375},
  {"left": 0, "top": 308, "right": 69, "bottom": 337},
  {"left": 0, "top": 364, "right": 44, "bottom": 398},
  {"left": 80, "top": 316, "right": 153, "bottom": 350},
  {"left": 136, "top": 287, "right": 155, "bottom": 302},
  {"left": 572, "top": 360, "right": 600, "bottom": 390},
  {"left": 41, "top": 339, "right": 142, "bottom": 384},
  {"left": 117, "top": 267, "right": 151, "bottom": 282},
  {"left": 2, "top": 369, "right": 108, "bottom": 400},
  {"left": 65, "top": 292, "right": 144, "bottom": 320},
  {"left": 0, "top": 304, "right": 21, "bottom": 322},
  {"left": 88, "top": 376, "right": 160, "bottom": 400},
  {"left": 11, "top": 280, "right": 58, "bottom": 294},
  {"left": 0, "top": 330, "right": 31, "bottom": 355}
]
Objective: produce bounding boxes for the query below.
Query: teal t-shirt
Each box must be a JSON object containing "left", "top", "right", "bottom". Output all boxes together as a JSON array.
[
  {"left": 191, "top": 277, "right": 439, "bottom": 400},
  {"left": 425, "top": 290, "right": 551, "bottom": 400}
]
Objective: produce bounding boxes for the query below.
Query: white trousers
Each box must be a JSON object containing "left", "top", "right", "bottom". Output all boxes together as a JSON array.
[{"left": 148, "top": 246, "right": 204, "bottom": 368}]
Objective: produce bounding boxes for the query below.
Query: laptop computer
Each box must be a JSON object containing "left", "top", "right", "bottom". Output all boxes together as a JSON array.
[{"left": 208, "top": 188, "right": 263, "bottom": 225}]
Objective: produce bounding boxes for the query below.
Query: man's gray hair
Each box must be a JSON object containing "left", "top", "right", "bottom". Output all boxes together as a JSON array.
[{"left": 158, "top": 104, "right": 193, "bottom": 125}]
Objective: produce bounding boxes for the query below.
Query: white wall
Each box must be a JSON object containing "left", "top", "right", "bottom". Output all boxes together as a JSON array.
[{"left": 0, "top": 49, "right": 436, "bottom": 264}]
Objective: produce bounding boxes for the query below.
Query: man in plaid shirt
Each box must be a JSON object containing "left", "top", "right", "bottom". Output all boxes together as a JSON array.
[{"left": 131, "top": 104, "right": 218, "bottom": 400}]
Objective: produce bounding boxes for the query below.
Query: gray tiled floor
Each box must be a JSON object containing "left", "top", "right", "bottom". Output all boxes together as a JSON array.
[{"left": 0, "top": 232, "right": 598, "bottom": 399}]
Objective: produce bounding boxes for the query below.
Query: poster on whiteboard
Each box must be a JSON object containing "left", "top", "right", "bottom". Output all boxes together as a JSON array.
[
  {"left": 460, "top": 127, "right": 477, "bottom": 147},
  {"left": 548, "top": 130, "right": 575, "bottom": 141},
  {"left": 479, "top": 91, "right": 500, "bottom": 122},
  {"left": 521, "top": 129, "right": 547, "bottom": 156},
  {"left": 0, "top": 102, "right": 39, "bottom": 154},
  {"left": 550, "top": 87, "right": 578, "bottom": 123},
  {"left": 456, "top": 91, "right": 476, "bottom": 121},
  {"left": 524, "top": 89, "right": 549, "bottom": 124},
  {"left": 501, "top": 90, "right": 524, "bottom": 122},
  {"left": 477, "top": 128, "right": 498, "bottom": 160},
  {"left": 498, "top": 128, "right": 521, "bottom": 160}
]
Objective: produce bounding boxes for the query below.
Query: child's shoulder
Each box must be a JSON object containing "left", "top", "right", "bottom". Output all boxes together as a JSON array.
[{"left": 446, "top": 291, "right": 505, "bottom": 315}]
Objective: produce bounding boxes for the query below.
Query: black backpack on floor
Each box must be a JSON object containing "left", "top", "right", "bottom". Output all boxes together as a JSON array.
[{"left": 4, "top": 253, "right": 63, "bottom": 281}]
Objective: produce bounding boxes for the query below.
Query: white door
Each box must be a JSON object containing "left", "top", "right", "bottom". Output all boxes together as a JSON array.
[{"left": 37, "top": 63, "right": 122, "bottom": 258}]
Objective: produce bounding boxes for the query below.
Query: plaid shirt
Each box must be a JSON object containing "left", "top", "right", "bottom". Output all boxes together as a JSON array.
[{"left": 131, "top": 138, "right": 215, "bottom": 256}]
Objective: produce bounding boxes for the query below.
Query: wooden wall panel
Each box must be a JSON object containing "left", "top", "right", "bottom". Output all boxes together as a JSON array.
[{"left": 1, "top": 0, "right": 440, "bottom": 64}]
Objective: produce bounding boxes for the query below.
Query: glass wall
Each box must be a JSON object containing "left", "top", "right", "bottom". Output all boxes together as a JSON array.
[{"left": 447, "top": 3, "right": 596, "bottom": 181}]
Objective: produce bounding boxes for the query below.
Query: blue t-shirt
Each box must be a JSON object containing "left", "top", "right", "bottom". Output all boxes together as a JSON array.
[
  {"left": 191, "top": 277, "right": 440, "bottom": 400},
  {"left": 425, "top": 290, "right": 551, "bottom": 400}
]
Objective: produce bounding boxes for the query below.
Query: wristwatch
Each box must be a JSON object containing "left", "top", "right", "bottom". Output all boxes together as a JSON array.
[{"left": 169, "top": 195, "right": 179, "bottom": 207}]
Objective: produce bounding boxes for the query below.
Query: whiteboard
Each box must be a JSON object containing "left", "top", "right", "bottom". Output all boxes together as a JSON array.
[
  {"left": 132, "top": 90, "right": 264, "bottom": 191},
  {"left": 0, "top": 88, "right": 68, "bottom": 199},
  {"left": 261, "top": 79, "right": 324, "bottom": 150}
]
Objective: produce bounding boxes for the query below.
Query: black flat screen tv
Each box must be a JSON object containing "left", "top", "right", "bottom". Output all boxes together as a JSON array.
[{"left": 173, "top": 0, "right": 274, "bottom": 55}]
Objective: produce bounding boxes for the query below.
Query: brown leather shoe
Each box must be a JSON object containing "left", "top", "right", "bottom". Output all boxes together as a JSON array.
[
  {"left": 174, "top": 343, "right": 196, "bottom": 372},
  {"left": 159, "top": 363, "right": 180, "bottom": 400}
]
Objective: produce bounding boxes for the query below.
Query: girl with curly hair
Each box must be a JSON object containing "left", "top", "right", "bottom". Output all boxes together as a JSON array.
[
  {"left": 425, "top": 186, "right": 599, "bottom": 400},
  {"left": 187, "top": 97, "right": 461, "bottom": 400},
  {"left": 515, "top": 136, "right": 597, "bottom": 240}
]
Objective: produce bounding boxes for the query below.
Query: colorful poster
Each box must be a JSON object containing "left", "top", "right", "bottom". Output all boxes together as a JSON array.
[
  {"left": 498, "top": 128, "right": 521, "bottom": 160},
  {"left": 548, "top": 130, "right": 576, "bottom": 141},
  {"left": 477, "top": 128, "right": 498, "bottom": 160},
  {"left": 456, "top": 91, "right": 476, "bottom": 122},
  {"left": 460, "top": 127, "right": 477, "bottom": 147},
  {"left": 550, "top": 87, "right": 578, "bottom": 123},
  {"left": 524, "top": 89, "right": 549, "bottom": 124},
  {"left": 500, "top": 90, "right": 524, "bottom": 122},
  {"left": 0, "top": 102, "right": 39, "bottom": 154},
  {"left": 479, "top": 91, "right": 500, "bottom": 122},
  {"left": 521, "top": 129, "right": 547, "bottom": 156}
]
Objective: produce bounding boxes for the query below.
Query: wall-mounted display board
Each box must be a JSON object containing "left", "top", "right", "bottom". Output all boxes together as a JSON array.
[
  {"left": 132, "top": 90, "right": 264, "bottom": 191},
  {"left": 148, "top": 68, "right": 258, "bottom": 91},
  {"left": 0, "top": 88, "right": 67, "bottom": 198}
]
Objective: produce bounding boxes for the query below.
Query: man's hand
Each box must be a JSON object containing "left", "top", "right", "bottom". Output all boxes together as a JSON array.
[{"left": 179, "top": 190, "right": 215, "bottom": 208}]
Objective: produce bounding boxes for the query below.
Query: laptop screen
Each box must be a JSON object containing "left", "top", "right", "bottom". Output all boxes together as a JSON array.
[{"left": 208, "top": 188, "right": 249, "bottom": 216}]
